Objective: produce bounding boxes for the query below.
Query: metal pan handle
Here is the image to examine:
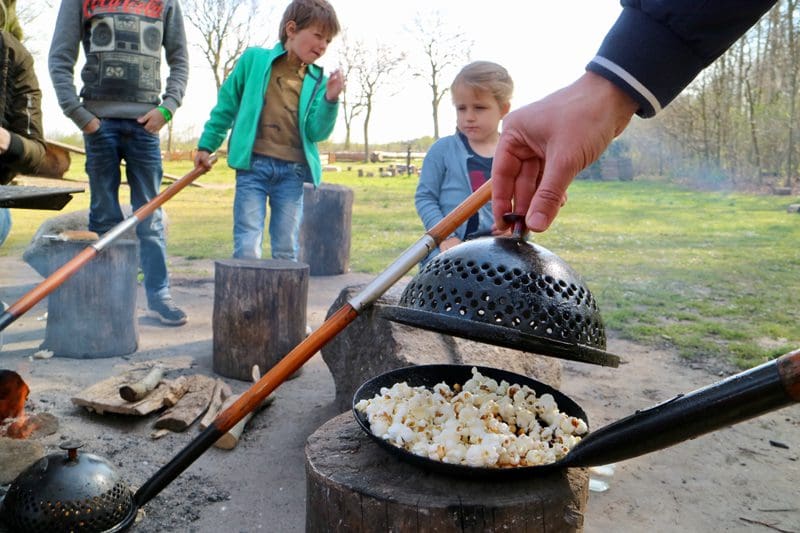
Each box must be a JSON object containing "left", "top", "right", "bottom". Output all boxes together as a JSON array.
[{"left": 562, "top": 348, "right": 800, "bottom": 468}]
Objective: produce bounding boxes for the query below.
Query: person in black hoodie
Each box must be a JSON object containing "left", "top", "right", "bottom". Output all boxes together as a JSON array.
[{"left": 491, "top": 1, "right": 778, "bottom": 235}]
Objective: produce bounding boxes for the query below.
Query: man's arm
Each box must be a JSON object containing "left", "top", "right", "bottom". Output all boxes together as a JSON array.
[
  {"left": 492, "top": 1, "right": 780, "bottom": 233},
  {"left": 587, "top": 0, "right": 778, "bottom": 117}
]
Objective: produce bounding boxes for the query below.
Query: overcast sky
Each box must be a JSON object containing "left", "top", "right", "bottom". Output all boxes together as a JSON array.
[{"left": 27, "top": 0, "right": 623, "bottom": 144}]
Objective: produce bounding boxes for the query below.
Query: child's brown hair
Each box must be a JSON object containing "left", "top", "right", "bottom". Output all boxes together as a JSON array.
[{"left": 279, "top": 0, "right": 341, "bottom": 45}]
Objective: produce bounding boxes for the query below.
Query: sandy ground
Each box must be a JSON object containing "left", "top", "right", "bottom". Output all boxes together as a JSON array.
[{"left": 0, "top": 255, "right": 798, "bottom": 533}]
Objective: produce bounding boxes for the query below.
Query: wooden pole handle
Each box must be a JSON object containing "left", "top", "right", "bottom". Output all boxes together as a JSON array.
[
  {"left": 427, "top": 180, "right": 492, "bottom": 245},
  {"left": 0, "top": 160, "right": 216, "bottom": 332}
]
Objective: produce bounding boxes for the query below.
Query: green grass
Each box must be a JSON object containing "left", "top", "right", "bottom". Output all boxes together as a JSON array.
[{"left": 3, "top": 158, "right": 798, "bottom": 368}]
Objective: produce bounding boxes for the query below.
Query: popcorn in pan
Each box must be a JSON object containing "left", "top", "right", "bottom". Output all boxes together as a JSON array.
[{"left": 354, "top": 367, "right": 588, "bottom": 468}]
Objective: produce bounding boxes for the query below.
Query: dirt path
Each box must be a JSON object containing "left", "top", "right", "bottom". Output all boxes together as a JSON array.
[{"left": 0, "top": 256, "right": 798, "bottom": 532}]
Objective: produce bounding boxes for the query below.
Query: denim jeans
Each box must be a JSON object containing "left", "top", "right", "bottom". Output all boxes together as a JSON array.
[
  {"left": 83, "top": 119, "right": 170, "bottom": 305},
  {"left": 0, "top": 208, "right": 10, "bottom": 247},
  {"left": 233, "top": 154, "right": 308, "bottom": 260}
]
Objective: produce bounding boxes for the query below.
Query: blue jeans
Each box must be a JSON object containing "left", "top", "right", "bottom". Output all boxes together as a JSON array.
[
  {"left": 0, "top": 208, "right": 10, "bottom": 247},
  {"left": 233, "top": 154, "right": 308, "bottom": 260},
  {"left": 83, "top": 119, "right": 170, "bottom": 305}
]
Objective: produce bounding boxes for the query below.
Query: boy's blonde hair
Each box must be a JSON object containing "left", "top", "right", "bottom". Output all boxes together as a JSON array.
[
  {"left": 279, "top": 0, "right": 340, "bottom": 45},
  {"left": 451, "top": 61, "right": 514, "bottom": 107}
]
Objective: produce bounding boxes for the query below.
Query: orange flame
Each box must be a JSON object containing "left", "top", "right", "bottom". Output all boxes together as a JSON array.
[{"left": 0, "top": 370, "right": 34, "bottom": 439}]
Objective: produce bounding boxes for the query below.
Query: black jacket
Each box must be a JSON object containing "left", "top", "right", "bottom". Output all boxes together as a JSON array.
[
  {"left": 0, "top": 30, "right": 46, "bottom": 184},
  {"left": 587, "top": 1, "right": 778, "bottom": 117}
]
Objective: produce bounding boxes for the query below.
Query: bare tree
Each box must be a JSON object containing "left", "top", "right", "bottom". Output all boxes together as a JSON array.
[
  {"left": 336, "top": 32, "right": 367, "bottom": 150},
  {"left": 183, "top": 0, "right": 272, "bottom": 90},
  {"left": 409, "top": 11, "right": 472, "bottom": 140},
  {"left": 783, "top": 0, "right": 799, "bottom": 186},
  {"left": 352, "top": 43, "right": 406, "bottom": 162},
  {"left": 9, "top": 0, "right": 49, "bottom": 43}
]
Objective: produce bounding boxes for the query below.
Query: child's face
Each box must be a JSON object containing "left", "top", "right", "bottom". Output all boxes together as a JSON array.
[
  {"left": 452, "top": 85, "right": 508, "bottom": 144},
  {"left": 284, "top": 22, "right": 332, "bottom": 64}
]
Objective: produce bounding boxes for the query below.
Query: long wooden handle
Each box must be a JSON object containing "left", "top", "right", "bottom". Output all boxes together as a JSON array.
[
  {"left": 133, "top": 180, "right": 494, "bottom": 508},
  {"left": 0, "top": 159, "right": 215, "bottom": 332},
  {"left": 46, "top": 139, "right": 193, "bottom": 185},
  {"left": 428, "top": 180, "right": 492, "bottom": 244}
]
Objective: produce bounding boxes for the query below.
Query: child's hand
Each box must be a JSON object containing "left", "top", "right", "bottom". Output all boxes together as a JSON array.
[
  {"left": 325, "top": 69, "right": 343, "bottom": 102},
  {"left": 194, "top": 150, "right": 214, "bottom": 171}
]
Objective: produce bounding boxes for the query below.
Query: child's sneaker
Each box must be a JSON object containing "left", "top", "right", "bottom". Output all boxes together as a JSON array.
[{"left": 147, "top": 298, "right": 187, "bottom": 326}]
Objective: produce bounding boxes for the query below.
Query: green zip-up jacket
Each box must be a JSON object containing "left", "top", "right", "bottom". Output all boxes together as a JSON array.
[{"left": 197, "top": 43, "right": 338, "bottom": 186}]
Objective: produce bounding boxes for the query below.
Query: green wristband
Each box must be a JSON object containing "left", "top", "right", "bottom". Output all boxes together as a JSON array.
[{"left": 156, "top": 106, "right": 172, "bottom": 122}]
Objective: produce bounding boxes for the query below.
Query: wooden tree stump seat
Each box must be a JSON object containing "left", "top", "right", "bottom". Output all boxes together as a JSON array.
[
  {"left": 213, "top": 259, "right": 309, "bottom": 381},
  {"left": 306, "top": 412, "right": 589, "bottom": 533},
  {"left": 40, "top": 238, "right": 139, "bottom": 358},
  {"left": 299, "top": 183, "right": 354, "bottom": 276}
]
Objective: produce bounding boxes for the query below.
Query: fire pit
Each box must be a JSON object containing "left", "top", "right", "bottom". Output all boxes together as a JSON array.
[{"left": 0, "top": 371, "right": 29, "bottom": 438}]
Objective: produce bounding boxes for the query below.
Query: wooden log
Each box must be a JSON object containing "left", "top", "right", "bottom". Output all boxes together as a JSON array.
[
  {"left": 213, "top": 259, "right": 309, "bottom": 381},
  {"left": 299, "top": 183, "right": 354, "bottom": 275},
  {"left": 150, "top": 428, "right": 171, "bottom": 440},
  {"left": 40, "top": 238, "right": 139, "bottom": 358},
  {"left": 153, "top": 375, "right": 216, "bottom": 431},
  {"left": 199, "top": 379, "right": 233, "bottom": 430},
  {"left": 162, "top": 376, "right": 190, "bottom": 407},
  {"left": 306, "top": 413, "right": 589, "bottom": 532},
  {"left": 119, "top": 366, "right": 165, "bottom": 402},
  {"left": 72, "top": 370, "right": 184, "bottom": 416},
  {"left": 213, "top": 365, "right": 273, "bottom": 450}
]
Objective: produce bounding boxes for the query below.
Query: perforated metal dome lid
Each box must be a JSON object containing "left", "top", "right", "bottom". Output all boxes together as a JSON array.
[
  {"left": 379, "top": 235, "right": 620, "bottom": 367},
  {"left": 1, "top": 442, "right": 136, "bottom": 532}
]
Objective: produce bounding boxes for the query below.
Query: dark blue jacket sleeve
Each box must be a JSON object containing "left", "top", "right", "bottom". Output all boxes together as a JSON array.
[{"left": 586, "top": 1, "right": 777, "bottom": 117}]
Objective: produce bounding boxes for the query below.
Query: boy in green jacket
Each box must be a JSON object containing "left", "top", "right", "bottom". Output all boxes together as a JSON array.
[{"left": 195, "top": 0, "right": 342, "bottom": 261}]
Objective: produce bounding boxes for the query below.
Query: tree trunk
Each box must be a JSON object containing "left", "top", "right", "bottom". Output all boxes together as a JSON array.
[
  {"left": 306, "top": 412, "right": 589, "bottom": 532},
  {"left": 212, "top": 259, "right": 309, "bottom": 381},
  {"left": 41, "top": 239, "right": 139, "bottom": 358},
  {"left": 299, "top": 183, "right": 353, "bottom": 275}
]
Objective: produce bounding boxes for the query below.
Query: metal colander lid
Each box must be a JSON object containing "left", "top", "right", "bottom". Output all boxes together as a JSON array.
[
  {"left": 380, "top": 236, "right": 620, "bottom": 367},
  {"left": 1, "top": 442, "right": 136, "bottom": 533}
]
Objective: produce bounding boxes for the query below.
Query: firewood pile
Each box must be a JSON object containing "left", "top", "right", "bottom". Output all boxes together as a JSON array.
[{"left": 71, "top": 363, "right": 271, "bottom": 450}]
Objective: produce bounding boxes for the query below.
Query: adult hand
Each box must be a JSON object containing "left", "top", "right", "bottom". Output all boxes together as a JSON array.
[
  {"left": 194, "top": 150, "right": 214, "bottom": 171},
  {"left": 325, "top": 69, "right": 343, "bottom": 102},
  {"left": 492, "top": 71, "right": 638, "bottom": 233},
  {"left": 82, "top": 117, "right": 101, "bottom": 135},
  {"left": 137, "top": 108, "right": 167, "bottom": 134}
]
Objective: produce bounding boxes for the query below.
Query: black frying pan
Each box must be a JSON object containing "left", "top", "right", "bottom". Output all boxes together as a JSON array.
[{"left": 352, "top": 350, "right": 800, "bottom": 479}]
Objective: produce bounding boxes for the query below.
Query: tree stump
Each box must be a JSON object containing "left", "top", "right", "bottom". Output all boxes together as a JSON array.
[
  {"left": 213, "top": 259, "right": 309, "bottom": 381},
  {"left": 40, "top": 239, "right": 139, "bottom": 358},
  {"left": 299, "top": 183, "right": 353, "bottom": 276},
  {"left": 306, "top": 413, "right": 589, "bottom": 533}
]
